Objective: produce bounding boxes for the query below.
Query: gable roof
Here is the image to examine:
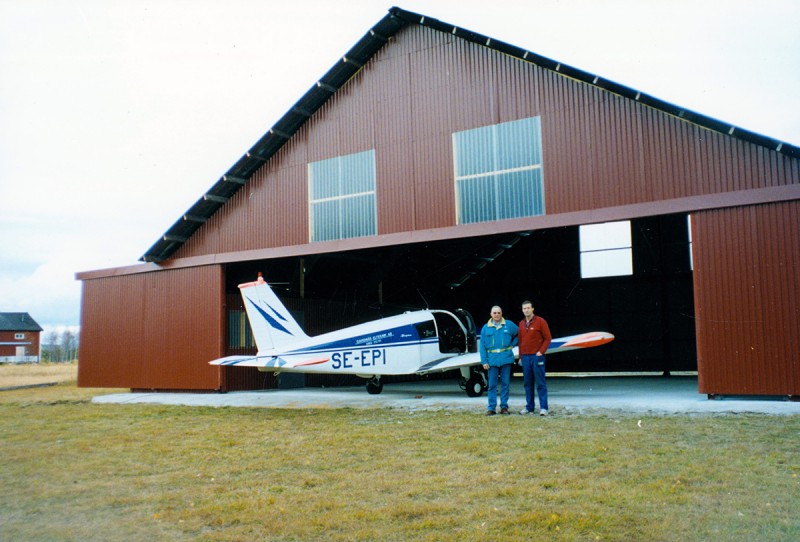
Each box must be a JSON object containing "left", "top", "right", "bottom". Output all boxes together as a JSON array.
[
  {"left": 140, "top": 6, "right": 799, "bottom": 263},
  {"left": 0, "top": 312, "right": 43, "bottom": 332}
]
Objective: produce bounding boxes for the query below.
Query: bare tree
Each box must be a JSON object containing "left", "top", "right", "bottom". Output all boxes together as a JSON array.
[
  {"left": 61, "top": 329, "right": 78, "bottom": 362},
  {"left": 42, "top": 331, "right": 61, "bottom": 363},
  {"left": 41, "top": 330, "right": 79, "bottom": 362}
]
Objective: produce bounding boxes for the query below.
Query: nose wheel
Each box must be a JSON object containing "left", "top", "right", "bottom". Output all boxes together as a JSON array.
[{"left": 366, "top": 376, "right": 383, "bottom": 395}]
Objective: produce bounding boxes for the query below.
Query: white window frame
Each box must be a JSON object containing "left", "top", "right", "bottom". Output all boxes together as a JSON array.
[
  {"left": 308, "top": 150, "right": 377, "bottom": 242},
  {"left": 453, "top": 117, "right": 544, "bottom": 224},
  {"left": 579, "top": 221, "right": 633, "bottom": 278}
]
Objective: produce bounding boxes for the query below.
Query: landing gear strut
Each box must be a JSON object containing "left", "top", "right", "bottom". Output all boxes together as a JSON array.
[{"left": 366, "top": 376, "right": 383, "bottom": 395}]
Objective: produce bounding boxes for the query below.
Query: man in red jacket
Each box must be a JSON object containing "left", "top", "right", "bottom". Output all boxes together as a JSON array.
[{"left": 518, "top": 300, "right": 552, "bottom": 416}]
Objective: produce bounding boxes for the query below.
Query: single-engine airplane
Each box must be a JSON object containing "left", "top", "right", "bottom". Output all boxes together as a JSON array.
[{"left": 210, "top": 274, "right": 614, "bottom": 396}]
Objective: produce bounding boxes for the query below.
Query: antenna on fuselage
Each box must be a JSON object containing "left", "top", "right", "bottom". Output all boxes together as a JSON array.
[{"left": 417, "top": 289, "right": 430, "bottom": 309}]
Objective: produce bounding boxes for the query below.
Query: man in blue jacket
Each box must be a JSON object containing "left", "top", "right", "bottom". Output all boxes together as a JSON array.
[{"left": 480, "top": 305, "right": 518, "bottom": 415}]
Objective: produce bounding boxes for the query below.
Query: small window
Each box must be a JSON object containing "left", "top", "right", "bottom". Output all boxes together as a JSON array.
[
  {"left": 453, "top": 117, "right": 544, "bottom": 224},
  {"left": 15, "top": 333, "right": 25, "bottom": 340},
  {"left": 309, "top": 150, "right": 377, "bottom": 242},
  {"left": 580, "top": 221, "right": 633, "bottom": 278}
]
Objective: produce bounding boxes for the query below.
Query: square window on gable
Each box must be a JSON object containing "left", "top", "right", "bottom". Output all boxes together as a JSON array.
[
  {"left": 308, "top": 150, "right": 377, "bottom": 242},
  {"left": 453, "top": 117, "right": 544, "bottom": 224}
]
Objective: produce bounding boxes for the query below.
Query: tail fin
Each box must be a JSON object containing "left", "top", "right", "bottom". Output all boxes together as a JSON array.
[{"left": 240, "top": 273, "right": 308, "bottom": 352}]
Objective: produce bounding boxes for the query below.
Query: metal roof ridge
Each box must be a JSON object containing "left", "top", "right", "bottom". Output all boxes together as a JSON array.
[
  {"left": 139, "top": 9, "right": 409, "bottom": 263},
  {"left": 139, "top": 5, "right": 799, "bottom": 264}
]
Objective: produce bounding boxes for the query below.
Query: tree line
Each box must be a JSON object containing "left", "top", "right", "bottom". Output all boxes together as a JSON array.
[{"left": 41, "top": 329, "right": 79, "bottom": 363}]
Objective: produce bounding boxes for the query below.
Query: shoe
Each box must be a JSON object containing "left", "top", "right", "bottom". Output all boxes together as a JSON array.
[
  {"left": 500, "top": 408, "right": 510, "bottom": 415},
  {"left": 486, "top": 410, "right": 496, "bottom": 416},
  {"left": 519, "top": 409, "right": 533, "bottom": 415},
  {"left": 539, "top": 410, "right": 548, "bottom": 416}
]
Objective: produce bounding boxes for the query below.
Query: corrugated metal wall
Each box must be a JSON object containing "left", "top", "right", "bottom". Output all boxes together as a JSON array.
[
  {"left": 78, "top": 266, "right": 225, "bottom": 390},
  {"left": 78, "top": 23, "right": 799, "bottom": 395},
  {"left": 171, "top": 25, "right": 798, "bottom": 260},
  {"left": 693, "top": 201, "right": 800, "bottom": 396}
]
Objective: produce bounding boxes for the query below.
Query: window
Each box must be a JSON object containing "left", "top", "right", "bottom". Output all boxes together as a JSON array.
[
  {"left": 308, "top": 150, "right": 377, "bottom": 242},
  {"left": 580, "top": 221, "right": 633, "bottom": 278},
  {"left": 15, "top": 333, "right": 25, "bottom": 340},
  {"left": 453, "top": 116, "right": 544, "bottom": 224}
]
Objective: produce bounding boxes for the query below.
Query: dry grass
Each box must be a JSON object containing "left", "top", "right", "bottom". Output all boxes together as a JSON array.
[
  {"left": 0, "top": 368, "right": 798, "bottom": 541},
  {"left": 0, "top": 361, "right": 77, "bottom": 389}
]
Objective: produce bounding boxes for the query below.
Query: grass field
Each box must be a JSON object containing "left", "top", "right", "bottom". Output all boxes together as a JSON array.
[
  {"left": 1, "top": 365, "right": 798, "bottom": 541},
  {"left": 0, "top": 361, "right": 76, "bottom": 389}
]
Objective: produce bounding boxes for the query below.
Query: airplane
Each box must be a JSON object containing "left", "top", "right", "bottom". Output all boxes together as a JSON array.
[{"left": 210, "top": 273, "right": 615, "bottom": 396}]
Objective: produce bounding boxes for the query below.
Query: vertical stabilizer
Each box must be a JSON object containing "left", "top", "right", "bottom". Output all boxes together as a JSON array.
[{"left": 239, "top": 274, "right": 308, "bottom": 352}]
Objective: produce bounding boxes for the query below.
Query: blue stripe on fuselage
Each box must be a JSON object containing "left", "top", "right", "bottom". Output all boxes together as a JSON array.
[
  {"left": 283, "top": 323, "right": 425, "bottom": 354},
  {"left": 284, "top": 338, "right": 438, "bottom": 357}
]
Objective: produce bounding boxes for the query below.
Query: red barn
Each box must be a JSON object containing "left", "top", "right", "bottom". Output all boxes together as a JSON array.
[{"left": 0, "top": 313, "right": 43, "bottom": 364}]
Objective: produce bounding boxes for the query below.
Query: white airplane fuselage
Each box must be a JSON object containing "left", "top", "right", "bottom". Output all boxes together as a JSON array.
[{"left": 245, "top": 310, "right": 469, "bottom": 376}]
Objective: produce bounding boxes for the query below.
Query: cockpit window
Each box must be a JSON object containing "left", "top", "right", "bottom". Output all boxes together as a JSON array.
[{"left": 415, "top": 320, "right": 437, "bottom": 339}]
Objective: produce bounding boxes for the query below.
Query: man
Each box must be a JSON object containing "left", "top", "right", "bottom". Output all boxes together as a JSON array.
[
  {"left": 518, "top": 300, "right": 552, "bottom": 416},
  {"left": 480, "top": 305, "right": 518, "bottom": 416}
]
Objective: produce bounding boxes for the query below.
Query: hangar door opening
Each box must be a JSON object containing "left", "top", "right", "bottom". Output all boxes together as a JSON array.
[{"left": 223, "top": 213, "right": 696, "bottom": 387}]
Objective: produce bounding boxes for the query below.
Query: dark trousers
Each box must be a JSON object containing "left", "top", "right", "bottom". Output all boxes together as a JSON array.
[{"left": 521, "top": 353, "right": 548, "bottom": 411}]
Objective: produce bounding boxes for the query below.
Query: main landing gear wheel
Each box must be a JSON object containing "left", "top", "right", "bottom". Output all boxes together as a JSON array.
[
  {"left": 366, "top": 377, "right": 383, "bottom": 395},
  {"left": 459, "top": 367, "right": 487, "bottom": 397},
  {"left": 464, "top": 374, "right": 485, "bottom": 397}
]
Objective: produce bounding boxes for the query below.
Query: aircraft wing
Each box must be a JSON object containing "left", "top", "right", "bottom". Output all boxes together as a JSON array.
[
  {"left": 416, "top": 352, "right": 482, "bottom": 373},
  {"left": 547, "top": 332, "right": 614, "bottom": 353},
  {"left": 414, "top": 331, "right": 614, "bottom": 374}
]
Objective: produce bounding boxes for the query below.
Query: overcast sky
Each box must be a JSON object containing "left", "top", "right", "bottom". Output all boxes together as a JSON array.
[{"left": 1, "top": 0, "right": 798, "bottom": 331}]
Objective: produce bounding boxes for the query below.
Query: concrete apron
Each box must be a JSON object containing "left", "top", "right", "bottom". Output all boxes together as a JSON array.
[{"left": 92, "top": 375, "right": 800, "bottom": 416}]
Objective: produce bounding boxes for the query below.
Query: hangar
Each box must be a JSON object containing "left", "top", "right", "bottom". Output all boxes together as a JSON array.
[{"left": 77, "top": 7, "right": 799, "bottom": 397}]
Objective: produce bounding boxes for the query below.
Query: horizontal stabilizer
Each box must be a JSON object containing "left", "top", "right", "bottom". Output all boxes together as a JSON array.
[
  {"left": 209, "top": 354, "right": 330, "bottom": 369},
  {"left": 210, "top": 355, "right": 260, "bottom": 366}
]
